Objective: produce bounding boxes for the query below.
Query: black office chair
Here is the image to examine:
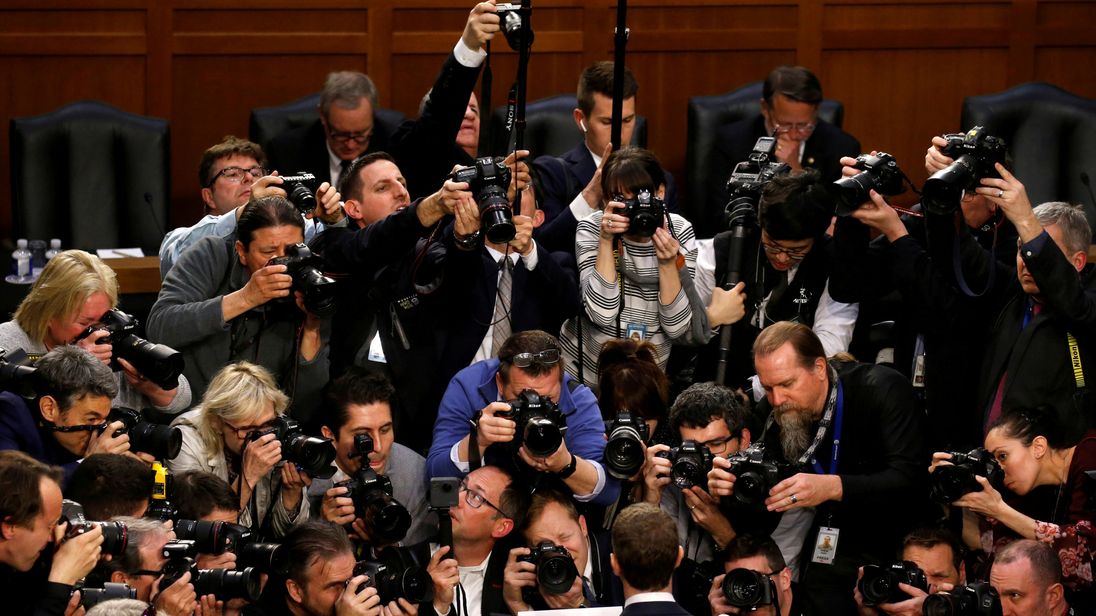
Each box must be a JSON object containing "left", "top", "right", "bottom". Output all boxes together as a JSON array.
[
  {"left": 684, "top": 81, "right": 845, "bottom": 226},
  {"left": 9, "top": 100, "right": 171, "bottom": 254},
  {"left": 961, "top": 82, "right": 1096, "bottom": 235},
  {"left": 485, "top": 94, "right": 648, "bottom": 158},
  {"left": 248, "top": 92, "right": 408, "bottom": 153}
]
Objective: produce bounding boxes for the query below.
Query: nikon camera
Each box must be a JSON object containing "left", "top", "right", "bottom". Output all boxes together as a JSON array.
[
  {"left": 279, "top": 172, "right": 321, "bottom": 215},
  {"left": 922, "top": 127, "right": 1007, "bottom": 215},
  {"left": 722, "top": 568, "right": 778, "bottom": 609},
  {"left": 833, "top": 152, "right": 906, "bottom": 217},
  {"left": 246, "top": 416, "right": 337, "bottom": 479},
  {"left": 922, "top": 582, "right": 1002, "bottom": 616},
  {"left": 613, "top": 189, "right": 666, "bottom": 238},
  {"left": 353, "top": 546, "right": 434, "bottom": 604},
  {"left": 498, "top": 390, "right": 567, "bottom": 457},
  {"left": 857, "top": 561, "right": 929, "bottom": 607},
  {"left": 267, "top": 243, "right": 338, "bottom": 317},
  {"left": 929, "top": 448, "right": 1004, "bottom": 504},
  {"left": 160, "top": 540, "right": 262, "bottom": 602},
  {"left": 103, "top": 407, "right": 182, "bottom": 460},
  {"left": 75, "top": 309, "right": 184, "bottom": 390}
]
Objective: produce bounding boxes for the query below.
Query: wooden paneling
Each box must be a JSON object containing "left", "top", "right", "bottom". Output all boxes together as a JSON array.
[{"left": 1, "top": 0, "right": 1095, "bottom": 239}]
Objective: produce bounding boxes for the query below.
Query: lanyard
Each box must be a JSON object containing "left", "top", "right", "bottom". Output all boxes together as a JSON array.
[
  {"left": 786, "top": 364, "right": 843, "bottom": 475},
  {"left": 810, "top": 378, "right": 844, "bottom": 475}
]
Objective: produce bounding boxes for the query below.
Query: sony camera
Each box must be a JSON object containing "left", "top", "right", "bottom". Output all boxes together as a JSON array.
[
  {"left": 279, "top": 172, "right": 320, "bottom": 215},
  {"left": 0, "top": 347, "right": 36, "bottom": 397},
  {"left": 61, "top": 500, "right": 128, "bottom": 557},
  {"left": 75, "top": 309, "right": 184, "bottom": 390},
  {"left": 334, "top": 440, "right": 412, "bottom": 545},
  {"left": 450, "top": 157, "right": 515, "bottom": 244},
  {"left": 722, "top": 568, "right": 778, "bottom": 609},
  {"left": 723, "top": 136, "right": 791, "bottom": 229},
  {"left": 78, "top": 582, "right": 136, "bottom": 609},
  {"left": 922, "top": 127, "right": 1007, "bottom": 215},
  {"left": 613, "top": 189, "right": 666, "bottom": 238},
  {"left": 174, "top": 519, "right": 286, "bottom": 574},
  {"left": 247, "top": 416, "right": 337, "bottom": 479},
  {"left": 266, "top": 243, "right": 338, "bottom": 317},
  {"left": 657, "top": 440, "right": 714, "bottom": 490},
  {"left": 922, "top": 582, "right": 1002, "bottom": 616},
  {"left": 858, "top": 561, "right": 929, "bottom": 607},
  {"left": 929, "top": 447, "right": 1005, "bottom": 504},
  {"left": 498, "top": 390, "right": 567, "bottom": 457},
  {"left": 160, "top": 540, "right": 262, "bottom": 602},
  {"left": 833, "top": 152, "right": 906, "bottom": 217},
  {"left": 723, "top": 443, "right": 791, "bottom": 509},
  {"left": 604, "top": 411, "right": 650, "bottom": 479},
  {"left": 103, "top": 407, "right": 182, "bottom": 460},
  {"left": 353, "top": 546, "right": 434, "bottom": 604},
  {"left": 518, "top": 541, "right": 578, "bottom": 596}
]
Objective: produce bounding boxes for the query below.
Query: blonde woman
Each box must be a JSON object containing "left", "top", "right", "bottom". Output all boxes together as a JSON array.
[
  {"left": 0, "top": 249, "right": 190, "bottom": 413},
  {"left": 169, "top": 362, "right": 309, "bottom": 537}
]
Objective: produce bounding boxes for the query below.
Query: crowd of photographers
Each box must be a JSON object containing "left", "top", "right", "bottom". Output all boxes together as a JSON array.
[{"left": 0, "top": 2, "right": 1094, "bottom": 616}]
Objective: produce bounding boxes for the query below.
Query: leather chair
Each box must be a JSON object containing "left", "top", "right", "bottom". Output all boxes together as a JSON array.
[
  {"left": 9, "top": 100, "right": 170, "bottom": 254},
  {"left": 685, "top": 81, "right": 844, "bottom": 226},
  {"left": 248, "top": 92, "right": 407, "bottom": 153},
  {"left": 485, "top": 94, "right": 647, "bottom": 158},
  {"left": 961, "top": 82, "right": 1096, "bottom": 236}
]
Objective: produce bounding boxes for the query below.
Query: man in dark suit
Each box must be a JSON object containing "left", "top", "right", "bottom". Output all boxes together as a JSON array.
[
  {"left": 611, "top": 503, "right": 690, "bottom": 616},
  {"left": 709, "top": 534, "right": 801, "bottom": 616},
  {"left": 699, "top": 65, "right": 860, "bottom": 238}
]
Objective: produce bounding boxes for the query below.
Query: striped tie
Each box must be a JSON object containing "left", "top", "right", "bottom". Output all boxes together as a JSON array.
[{"left": 491, "top": 257, "right": 514, "bottom": 356}]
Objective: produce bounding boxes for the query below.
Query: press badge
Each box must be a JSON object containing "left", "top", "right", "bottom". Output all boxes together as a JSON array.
[
  {"left": 625, "top": 323, "right": 648, "bottom": 341},
  {"left": 811, "top": 527, "right": 840, "bottom": 565},
  {"left": 367, "top": 332, "right": 387, "bottom": 364}
]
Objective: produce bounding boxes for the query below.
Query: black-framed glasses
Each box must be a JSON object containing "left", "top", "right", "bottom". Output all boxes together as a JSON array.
[
  {"left": 221, "top": 417, "right": 277, "bottom": 440},
  {"left": 327, "top": 128, "right": 372, "bottom": 144},
  {"left": 761, "top": 238, "right": 811, "bottom": 260},
  {"left": 459, "top": 477, "right": 505, "bottom": 515},
  {"left": 206, "top": 166, "right": 267, "bottom": 187},
  {"left": 697, "top": 434, "right": 738, "bottom": 455},
  {"left": 505, "top": 349, "right": 561, "bottom": 368}
]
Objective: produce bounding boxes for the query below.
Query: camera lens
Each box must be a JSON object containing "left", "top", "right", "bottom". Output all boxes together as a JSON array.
[
  {"left": 193, "top": 567, "right": 261, "bottom": 602},
  {"left": 129, "top": 420, "right": 183, "bottom": 460},
  {"left": 79, "top": 582, "right": 137, "bottom": 608},
  {"left": 734, "top": 471, "right": 767, "bottom": 507},
  {"left": 363, "top": 493, "right": 412, "bottom": 544},
  {"left": 479, "top": 193, "right": 516, "bottom": 244},
  {"left": 922, "top": 593, "right": 961, "bottom": 616},
  {"left": 672, "top": 458, "right": 703, "bottom": 489},
  {"left": 98, "top": 521, "right": 129, "bottom": 556},
  {"left": 298, "top": 267, "right": 339, "bottom": 317},
  {"left": 537, "top": 552, "right": 578, "bottom": 594},
  {"left": 174, "top": 520, "right": 231, "bottom": 554},
  {"left": 923, "top": 156, "right": 976, "bottom": 216},
  {"left": 605, "top": 427, "right": 645, "bottom": 479},
  {"left": 284, "top": 433, "right": 337, "bottom": 478},
  {"left": 114, "top": 333, "right": 185, "bottom": 391},
  {"left": 722, "top": 569, "right": 770, "bottom": 608},
  {"left": 238, "top": 542, "right": 288, "bottom": 575},
  {"left": 395, "top": 566, "right": 434, "bottom": 603},
  {"left": 523, "top": 417, "right": 563, "bottom": 458}
]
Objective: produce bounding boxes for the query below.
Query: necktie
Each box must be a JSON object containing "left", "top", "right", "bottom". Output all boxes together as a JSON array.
[
  {"left": 491, "top": 257, "right": 514, "bottom": 356},
  {"left": 336, "top": 158, "right": 353, "bottom": 190}
]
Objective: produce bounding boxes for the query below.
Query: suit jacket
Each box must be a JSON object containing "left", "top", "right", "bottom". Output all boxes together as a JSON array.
[
  {"left": 699, "top": 115, "right": 861, "bottom": 238},
  {"left": 265, "top": 118, "right": 394, "bottom": 186},
  {"left": 621, "top": 599, "right": 693, "bottom": 616},
  {"left": 408, "top": 538, "right": 516, "bottom": 616}
]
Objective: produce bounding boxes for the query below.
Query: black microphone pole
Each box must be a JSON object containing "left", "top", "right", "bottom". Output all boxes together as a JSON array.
[
  {"left": 610, "top": 0, "right": 629, "bottom": 149},
  {"left": 511, "top": 0, "right": 533, "bottom": 215},
  {"left": 714, "top": 197, "right": 754, "bottom": 385}
]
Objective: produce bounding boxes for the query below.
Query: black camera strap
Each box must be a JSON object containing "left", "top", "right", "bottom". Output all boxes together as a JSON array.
[{"left": 951, "top": 223, "right": 998, "bottom": 297}]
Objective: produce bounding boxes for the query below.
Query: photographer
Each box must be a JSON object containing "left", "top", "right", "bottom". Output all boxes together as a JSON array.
[
  {"left": 0, "top": 249, "right": 191, "bottom": 414},
  {"left": 310, "top": 368, "right": 434, "bottom": 547},
  {"left": 169, "top": 362, "right": 310, "bottom": 539},
  {"left": 66, "top": 454, "right": 154, "bottom": 520},
  {"left": 559, "top": 146, "right": 699, "bottom": 382},
  {"left": 991, "top": 539, "right": 1076, "bottom": 616},
  {"left": 852, "top": 528, "right": 965, "bottom": 616},
  {"left": 708, "top": 534, "right": 797, "bottom": 616},
  {"left": 426, "top": 330, "right": 618, "bottom": 507},
  {"left": 148, "top": 196, "right": 330, "bottom": 423}
]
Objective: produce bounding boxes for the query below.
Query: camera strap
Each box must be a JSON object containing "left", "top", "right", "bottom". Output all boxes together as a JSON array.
[{"left": 951, "top": 225, "right": 997, "bottom": 297}]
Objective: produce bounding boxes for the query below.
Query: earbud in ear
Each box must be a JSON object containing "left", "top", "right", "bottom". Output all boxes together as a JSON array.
[{"left": 580, "top": 120, "right": 587, "bottom": 133}]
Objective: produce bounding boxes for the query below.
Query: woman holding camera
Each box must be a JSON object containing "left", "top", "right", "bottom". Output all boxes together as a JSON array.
[
  {"left": 0, "top": 249, "right": 190, "bottom": 413},
  {"left": 560, "top": 147, "right": 700, "bottom": 384},
  {"left": 930, "top": 406, "right": 1095, "bottom": 608},
  {"left": 169, "top": 361, "right": 310, "bottom": 538}
]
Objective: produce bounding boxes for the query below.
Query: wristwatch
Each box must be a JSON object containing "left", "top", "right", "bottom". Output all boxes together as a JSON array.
[
  {"left": 556, "top": 453, "right": 578, "bottom": 478},
  {"left": 454, "top": 229, "right": 482, "bottom": 251}
]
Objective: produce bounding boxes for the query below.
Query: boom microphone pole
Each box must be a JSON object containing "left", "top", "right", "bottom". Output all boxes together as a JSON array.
[
  {"left": 509, "top": 0, "right": 533, "bottom": 214},
  {"left": 610, "top": 0, "right": 629, "bottom": 149}
]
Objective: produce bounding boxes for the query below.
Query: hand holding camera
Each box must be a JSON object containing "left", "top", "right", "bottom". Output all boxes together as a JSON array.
[
  {"left": 279, "top": 459, "right": 311, "bottom": 511},
  {"left": 75, "top": 327, "right": 113, "bottom": 365},
  {"left": 682, "top": 487, "right": 733, "bottom": 543},
  {"left": 510, "top": 213, "right": 536, "bottom": 257},
  {"left": 476, "top": 401, "right": 518, "bottom": 452},
  {"left": 153, "top": 569, "right": 197, "bottom": 616},
  {"left": 337, "top": 574, "right": 381, "bottom": 616},
  {"left": 323, "top": 485, "right": 359, "bottom": 526},
  {"left": 707, "top": 455, "right": 739, "bottom": 497},
  {"left": 641, "top": 443, "right": 673, "bottom": 503},
  {"left": 241, "top": 262, "right": 294, "bottom": 309},
  {"left": 652, "top": 225, "right": 680, "bottom": 266},
  {"left": 503, "top": 547, "right": 536, "bottom": 614},
  {"left": 242, "top": 431, "right": 282, "bottom": 488},
  {"left": 600, "top": 200, "right": 630, "bottom": 241},
  {"left": 84, "top": 420, "right": 132, "bottom": 457},
  {"left": 48, "top": 522, "right": 104, "bottom": 586},
  {"left": 463, "top": 0, "right": 501, "bottom": 53}
]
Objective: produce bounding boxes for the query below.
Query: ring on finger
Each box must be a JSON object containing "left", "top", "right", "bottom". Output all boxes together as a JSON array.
[{"left": 997, "top": 190, "right": 1004, "bottom": 198}]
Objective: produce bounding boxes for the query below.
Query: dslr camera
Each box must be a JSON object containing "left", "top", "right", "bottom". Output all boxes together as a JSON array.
[
  {"left": 78, "top": 582, "right": 136, "bottom": 609},
  {"left": 266, "top": 243, "right": 338, "bottom": 317},
  {"left": 75, "top": 308, "right": 184, "bottom": 390},
  {"left": 518, "top": 541, "right": 578, "bottom": 596},
  {"left": 723, "top": 136, "right": 791, "bottom": 229},
  {"left": 604, "top": 411, "right": 650, "bottom": 479},
  {"left": 174, "top": 519, "right": 287, "bottom": 574},
  {"left": 0, "top": 347, "right": 36, "bottom": 397},
  {"left": 723, "top": 443, "right": 791, "bottom": 509},
  {"left": 247, "top": 416, "right": 337, "bottom": 479},
  {"left": 657, "top": 440, "right": 714, "bottom": 490},
  {"left": 353, "top": 546, "right": 434, "bottom": 604},
  {"left": 833, "top": 152, "right": 906, "bottom": 217},
  {"left": 922, "top": 582, "right": 1002, "bottom": 616},
  {"left": 103, "top": 407, "right": 182, "bottom": 460},
  {"left": 494, "top": 3, "right": 531, "bottom": 51},
  {"left": 857, "top": 560, "right": 929, "bottom": 607},
  {"left": 929, "top": 447, "right": 1005, "bottom": 504},
  {"left": 334, "top": 434, "right": 412, "bottom": 545},
  {"left": 160, "top": 540, "right": 262, "bottom": 602},
  {"left": 613, "top": 189, "right": 666, "bottom": 238},
  {"left": 922, "top": 127, "right": 1007, "bottom": 215},
  {"left": 721, "top": 568, "right": 778, "bottom": 609},
  {"left": 497, "top": 390, "right": 567, "bottom": 457},
  {"left": 279, "top": 172, "right": 321, "bottom": 215},
  {"left": 61, "top": 500, "right": 128, "bottom": 557},
  {"left": 450, "top": 157, "right": 515, "bottom": 244}
]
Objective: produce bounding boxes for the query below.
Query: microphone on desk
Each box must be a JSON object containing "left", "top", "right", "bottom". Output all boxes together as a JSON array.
[{"left": 144, "top": 191, "right": 166, "bottom": 239}]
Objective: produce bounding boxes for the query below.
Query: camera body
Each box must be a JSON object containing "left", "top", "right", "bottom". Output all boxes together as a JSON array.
[
  {"left": 266, "top": 243, "right": 338, "bottom": 318},
  {"left": 61, "top": 500, "right": 128, "bottom": 556},
  {"left": 174, "top": 519, "right": 286, "bottom": 574},
  {"left": 160, "top": 542, "right": 262, "bottom": 601},
  {"left": 929, "top": 447, "right": 1005, "bottom": 504},
  {"left": 280, "top": 172, "right": 320, "bottom": 215},
  {"left": 76, "top": 308, "right": 184, "bottom": 390},
  {"left": 247, "top": 416, "right": 337, "bottom": 479},
  {"left": 353, "top": 546, "right": 434, "bottom": 604},
  {"left": 79, "top": 582, "right": 136, "bottom": 608},
  {"left": 722, "top": 568, "right": 777, "bottom": 608},
  {"left": 494, "top": 3, "right": 531, "bottom": 51},
  {"left": 723, "top": 137, "right": 791, "bottom": 230},
  {"left": 450, "top": 157, "right": 515, "bottom": 244},
  {"left": 518, "top": 541, "right": 579, "bottom": 596},
  {"left": 146, "top": 461, "right": 178, "bottom": 522},
  {"left": 922, "top": 127, "right": 1007, "bottom": 215},
  {"left": 724, "top": 443, "right": 790, "bottom": 509},
  {"left": 604, "top": 411, "right": 650, "bottom": 479},
  {"left": 833, "top": 152, "right": 906, "bottom": 217},
  {"left": 857, "top": 560, "right": 929, "bottom": 606},
  {"left": 0, "top": 347, "right": 36, "bottom": 397},
  {"left": 657, "top": 440, "right": 714, "bottom": 490},
  {"left": 335, "top": 467, "right": 412, "bottom": 545},
  {"left": 922, "top": 582, "right": 1002, "bottom": 616},
  {"left": 614, "top": 189, "right": 666, "bottom": 238},
  {"left": 497, "top": 389, "right": 567, "bottom": 458},
  {"left": 105, "top": 407, "right": 182, "bottom": 460}
]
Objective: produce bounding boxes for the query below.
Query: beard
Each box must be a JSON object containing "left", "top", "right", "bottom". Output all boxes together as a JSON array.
[{"left": 773, "top": 403, "right": 819, "bottom": 461}]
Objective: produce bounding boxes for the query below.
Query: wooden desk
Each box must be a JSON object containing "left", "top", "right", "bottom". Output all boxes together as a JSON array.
[{"left": 105, "top": 256, "right": 161, "bottom": 295}]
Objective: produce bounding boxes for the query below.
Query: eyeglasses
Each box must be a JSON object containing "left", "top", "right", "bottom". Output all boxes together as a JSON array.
[
  {"left": 206, "top": 166, "right": 267, "bottom": 187},
  {"left": 505, "top": 349, "right": 561, "bottom": 368},
  {"left": 761, "top": 238, "right": 812, "bottom": 260},
  {"left": 460, "top": 477, "right": 505, "bottom": 515},
  {"left": 327, "top": 128, "right": 372, "bottom": 144},
  {"left": 222, "top": 418, "right": 277, "bottom": 440},
  {"left": 697, "top": 434, "right": 738, "bottom": 455},
  {"left": 770, "top": 121, "right": 816, "bottom": 135}
]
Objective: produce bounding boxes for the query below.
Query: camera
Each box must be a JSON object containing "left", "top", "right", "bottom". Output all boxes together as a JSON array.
[
  {"left": 604, "top": 411, "right": 650, "bottom": 479},
  {"left": 922, "top": 127, "right": 1007, "bottom": 215},
  {"left": 0, "top": 347, "right": 36, "bottom": 397},
  {"left": 103, "top": 407, "right": 182, "bottom": 460},
  {"left": 266, "top": 243, "right": 338, "bottom": 317},
  {"left": 723, "top": 137, "right": 791, "bottom": 229},
  {"left": 61, "top": 500, "right": 128, "bottom": 557},
  {"left": 858, "top": 561, "right": 929, "bottom": 607},
  {"left": 353, "top": 546, "right": 434, "bottom": 604},
  {"left": 279, "top": 172, "right": 320, "bottom": 215},
  {"left": 174, "top": 519, "right": 287, "bottom": 574},
  {"left": 335, "top": 467, "right": 412, "bottom": 545},
  {"left": 449, "top": 157, "right": 515, "bottom": 244},
  {"left": 518, "top": 541, "right": 578, "bottom": 595},
  {"left": 613, "top": 189, "right": 666, "bottom": 238},
  {"left": 160, "top": 541, "right": 262, "bottom": 602},
  {"left": 79, "top": 582, "right": 136, "bottom": 608},
  {"left": 929, "top": 447, "right": 1005, "bottom": 504},
  {"left": 498, "top": 389, "right": 567, "bottom": 458},
  {"left": 833, "top": 152, "right": 906, "bottom": 217},
  {"left": 75, "top": 309, "right": 184, "bottom": 390},
  {"left": 724, "top": 443, "right": 790, "bottom": 509},
  {"left": 495, "top": 3, "right": 532, "bottom": 51},
  {"left": 922, "top": 582, "right": 1002, "bottom": 616},
  {"left": 657, "top": 440, "right": 714, "bottom": 490},
  {"left": 146, "top": 461, "right": 178, "bottom": 522},
  {"left": 247, "top": 416, "right": 337, "bottom": 479},
  {"left": 722, "top": 568, "right": 777, "bottom": 608}
]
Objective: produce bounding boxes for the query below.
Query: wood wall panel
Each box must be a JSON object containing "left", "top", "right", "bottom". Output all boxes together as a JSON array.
[{"left": 0, "top": 0, "right": 1094, "bottom": 239}]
